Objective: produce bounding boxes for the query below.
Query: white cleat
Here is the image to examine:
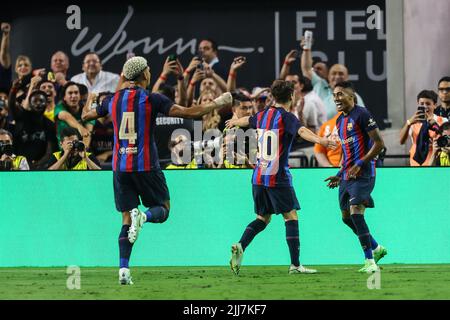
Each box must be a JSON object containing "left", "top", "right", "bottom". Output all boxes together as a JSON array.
[
  {"left": 128, "top": 208, "right": 146, "bottom": 244},
  {"left": 119, "top": 268, "right": 133, "bottom": 285},
  {"left": 288, "top": 264, "right": 318, "bottom": 274},
  {"left": 230, "top": 243, "right": 244, "bottom": 275},
  {"left": 358, "top": 259, "right": 379, "bottom": 274}
]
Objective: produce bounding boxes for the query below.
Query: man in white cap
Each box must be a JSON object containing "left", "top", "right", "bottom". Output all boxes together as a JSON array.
[{"left": 82, "top": 56, "right": 232, "bottom": 285}]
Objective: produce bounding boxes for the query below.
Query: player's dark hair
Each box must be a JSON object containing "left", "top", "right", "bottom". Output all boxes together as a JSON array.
[
  {"left": 438, "top": 76, "right": 450, "bottom": 86},
  {"left": 61, "top": 127, "right": 81, "bottom": 141},
  {"left": 417, "top": 90, "right": 438, "bottom": 104},
  {"left": 335, "top": 80, "right": 355, "bottom": 92},
  {"left": 232, "top": 91, "right": 251, "bottom": 106},
  {"left": 335, "top": 80, "right": 358, "bottom": 104},
  {"left": 271, "top": 80, "right": 294, "bottom": 104}
]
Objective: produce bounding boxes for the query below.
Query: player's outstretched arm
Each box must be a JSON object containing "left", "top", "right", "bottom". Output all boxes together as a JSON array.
[
  {"left": 168, "top": 92, "right": 233, "bottom": 119},
  {"left": 299, "top": 126, "right": 337, "bottom": 149},
  {"left": 225, "top": 116, "right": 250, "bottom": 129},
  {"left": 81, "top": 93, "right": 102, "bottom": 121}
]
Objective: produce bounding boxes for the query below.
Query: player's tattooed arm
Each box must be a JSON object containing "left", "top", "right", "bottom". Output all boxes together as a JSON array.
[
  {"left": 347, "top": 128, "right": 384, "bottom": 178},
  {"left": 362, "top": 128, "right": 385, "bottom": 164},
  {"left": 225, "top": 116, "right": 250, "bottom": 129},
  {"left": 169, "top": 92, "right": 233, "bottom": 119}
]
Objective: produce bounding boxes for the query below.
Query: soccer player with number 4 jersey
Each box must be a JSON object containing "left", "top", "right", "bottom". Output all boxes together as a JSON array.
[
  {"left": 225, "top": 80, "right": 336, "bottom": 275},
  {"left": 82, "top": 56, "right": 233, "bottom": 285},
  {"left": 325, "top": 81, "right": 387, "bottom": 274}
]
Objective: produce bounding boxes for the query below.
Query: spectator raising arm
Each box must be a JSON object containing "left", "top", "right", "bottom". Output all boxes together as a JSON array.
[
  {"left": 204, "top": 63, "right": 227, "bottom": 93},
  {"left": 300, "top": 38, "right": 313, "bottom": 80},
  {"left": 151, "top": 57, "right": 178, "bottom": 93},
  {"left": 279, "top": 50, "right": 297, "bottom": 80},
  {"left": 227, "top": 56, "right": 246, "bottom": 92},
  {"left": 186, "top": 68, "right": 206, "bottom": 107},
  {"left": 0, "top": 23, "right": 11, "bottom": 69},
  {"left": 22, "top": 75, "right": 42, "bottom": 111},
  {"left": 174, "top": 59, "right": 187, "bottom": 106}
]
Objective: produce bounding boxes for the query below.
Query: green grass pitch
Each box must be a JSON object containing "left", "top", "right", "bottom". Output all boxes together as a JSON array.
[{"left": 1, "top": 264, "right": 449, "bottom": 300}]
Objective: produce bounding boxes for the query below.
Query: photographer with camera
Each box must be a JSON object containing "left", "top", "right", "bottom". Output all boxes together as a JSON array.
[
  {"left": 0, "top": 129, "right": 29, "bottom": 171},
  {"left": 428, "top": 122, "right": 450, "bottom": 166},
  {"left": 399, "top": 90, "right": 448, "bottom": 166},
  {"left": 165, "top": 134, "right": 198, "bottom": 169},
  {"left": 48, "top": 127, "right": 101, "bottom": 170}
]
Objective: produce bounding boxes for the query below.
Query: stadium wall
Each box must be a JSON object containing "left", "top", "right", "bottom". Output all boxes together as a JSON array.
[{"left": 1, "top": 168, "right": 449, "bottom": 267}]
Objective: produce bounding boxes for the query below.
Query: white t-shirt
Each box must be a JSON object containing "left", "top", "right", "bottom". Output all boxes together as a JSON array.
[
  {"left": 303, "top": 91, "right": 327, "bottom": 129},
  {"left": 71, "top": 70, "right": 119, "bottom": 93}
]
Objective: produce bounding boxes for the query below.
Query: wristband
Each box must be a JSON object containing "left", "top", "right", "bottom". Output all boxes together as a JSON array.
[
  {"left": 229, "top": 72, "right": 236, "bottom": 79},
  {"left": 283, "top": 60, "right": 290, "bottom": 65},
  {"left": 189, "top": 81, "right": 196, "bottom": 87},
  {"left": 159, "top": 75, "right": 167, "bottom": 82},
  {"left": 355, "top": 159, "right": 364, "bottom": 167}
]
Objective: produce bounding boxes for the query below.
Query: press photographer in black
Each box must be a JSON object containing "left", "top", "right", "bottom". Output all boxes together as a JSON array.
[
  {"left": 47, "top": 127, "right": 101, "bottom": 170},
  {"left": 0, "top": 129, "right": 29, "bottom": 170},
  {"left": 428, "top": 122, "right": 450, "bottom": 166}
]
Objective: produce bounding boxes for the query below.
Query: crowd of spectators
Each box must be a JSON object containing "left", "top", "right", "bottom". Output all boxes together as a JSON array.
[{"left": 0, "top": 21, "right": 449, "bottom": 171}]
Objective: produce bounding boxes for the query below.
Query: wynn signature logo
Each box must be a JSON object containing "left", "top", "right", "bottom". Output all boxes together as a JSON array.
[{"left": 70, "top": 6, "right": 262, "bottom": 64}]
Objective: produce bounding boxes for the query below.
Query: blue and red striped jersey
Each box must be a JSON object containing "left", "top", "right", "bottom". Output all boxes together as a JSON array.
[
  {"left": 336, "top": 105, "right": 378, "bottom": 180},
  {"left": 249, "top": 106, "right": 302, "bottom": 188},
  {"left": 96, "top": 87, "right": 173, "bottom": 172}
]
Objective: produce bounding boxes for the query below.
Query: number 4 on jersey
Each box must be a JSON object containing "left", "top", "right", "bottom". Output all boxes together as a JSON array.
[{"left": 119, "top": 112, "right": 137, "bottom": 144}]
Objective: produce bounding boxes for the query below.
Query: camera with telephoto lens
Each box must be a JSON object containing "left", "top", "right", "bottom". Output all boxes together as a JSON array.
[
  {"left": 0, "top": 98, "right": 7, "bottom": 111},
  {"left": 437, "top": 135, "right": 450, "bottom": 148},
  {"left": 0, "top": 142, "right": 13, "bottom": 171},
  {"left": 0, "top": 141, "right": 13, "bottom": 157},
  {"left": 71, "top": 140, "right": 85, "bottom": 152}
]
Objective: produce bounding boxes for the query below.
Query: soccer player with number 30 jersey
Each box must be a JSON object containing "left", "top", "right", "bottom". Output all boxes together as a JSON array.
[{"left": 226, "top": 80, "right": 336, "bottom": 275}]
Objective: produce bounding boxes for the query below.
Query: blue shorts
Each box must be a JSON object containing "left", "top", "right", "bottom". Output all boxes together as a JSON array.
[
  {"left": 252, "top": 185, "right": 300, "bottom": 215},
  {"left": 113, "top": 170, "right": 170, "bottom": 212},
  {"left": 338, "top": 177, "right": 375, "bottom": 212}
]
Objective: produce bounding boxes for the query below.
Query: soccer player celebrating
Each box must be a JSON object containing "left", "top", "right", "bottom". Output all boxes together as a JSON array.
[
  {"left": 82, "top": 56, "right": 232, "bottom": 285},
  {"left": 324, "top": 81, "right": 387, "bottom": 274},
  {"left": 226, "top": 80, "right": 336, "bottom": 275}
]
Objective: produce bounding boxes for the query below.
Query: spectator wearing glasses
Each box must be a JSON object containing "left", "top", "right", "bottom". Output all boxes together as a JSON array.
[
  {"left": 71, "top": 53, "right": 119, "bottom": 93},
  {"left": 435, "top": 76, "right": 450, "bottom": 120},
  {"left": 198, "top": 38, "right": 227, "bottom": 81}
]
